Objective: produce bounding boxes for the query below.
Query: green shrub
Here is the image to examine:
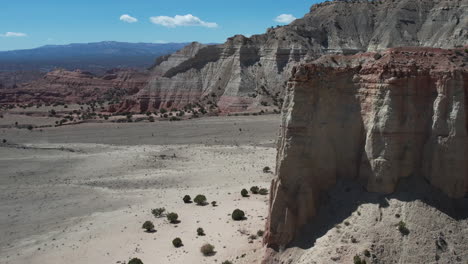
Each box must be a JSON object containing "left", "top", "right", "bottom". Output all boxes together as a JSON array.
[
  {"left": 148, "top": 116, "right": 155, "bottom": 122},
  {"left": 142, "top": 221, "right": 154, "bottom": 232},
  {"left": 2, "top": 139, "right": 6, "bottom": 144},
  {"left": 194, "top": 194, "right": 207, "bottom": 206},
  {"left": 128, "top": 258, "right": 144, "bottom": 264},
  {"left": 353, "top": 255, "right": 366, "bottom": 264},
  {"left": 250, "top": 186, "right": 259, "bottom": 194},
  {"left": 398, "top": 221, "right": 410, "bottom": 235},
  {"left": 197, "top": 227, "right": 205, "bottom": 236},
  {"left": 211, "top": 201, "right": 217, "bottom": 207},
  {"left": 167, "top": 212, "right": 179, "bottom": 224},
  {"left": 222, "top": 261, "right": 233, "bottom": 264},
  {"left": 257, "top": 230, "right": 265, "bottom": 237},
  {"left": 232, "top": 209, "right": 245, "bottom": 221},
  {"left": 259, "top": 188, "right": 268, "bottom": 195},
  {"left": 172, "top": 237, "right": 183, "bottom": 248},
  {"left": 263, "top": 166, "right": 271, "bottom": 173},
  {"left": 27, "top": 125, "right": 34, "bottom": 131},
  {"left": 241, "top": 189, "right": 249, "bottom": 197},
  {"left": 200, "top": 243, "right": 215, "bottom": 256},
  {"left": 183, "top": 195, "right": 192, "bottom": 203},
  {"left": 151, "top": 208, "right": 165, "bottom": 218}
]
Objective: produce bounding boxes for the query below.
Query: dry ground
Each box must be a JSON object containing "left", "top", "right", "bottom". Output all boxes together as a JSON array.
[{"left": 0, "top": 115, "right": 280, "bottom": 264}]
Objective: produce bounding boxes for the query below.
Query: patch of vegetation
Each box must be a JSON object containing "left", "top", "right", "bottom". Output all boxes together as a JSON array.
[
  {"left": 259, "top": 188, "right": 268, "bottom": 195},
  {"left": 151, "top": 208, "right": 166, "bottom": 218},
  {"left": 27, "top": 125, "right": 34, "bottom": 131},
  {"left": 142, "top": 221, "right": 154, "bottom": 232},
  {"left": 128, "top": 258, "right": 144, "bottom": 264},
  {"left": 167, "top": 212, "right": 179, "bottom": 224},
  {"left": 353, "top": 255, "right": 366, "bottom": 264},
  {"left": 221, "top": 261, "right": 233, "bottom": 264},
  {"left": 200, "top": 243, "right": 215, "bottom": 256},
  {"left": 197, "top": 227, "right": 205, "bottom": 236},
  {"left": 2, "top": 139, "right": 6, "bottom": 144},
  {"left": 241, "top": 189, "right": 249, "bottom": 197},
  {"left": 194, "top": 194, "right": 207, "bottom": 206},
  {"left": 232, "top": 209, "right": 245, "bottom": 221},
  {"left": 398, "top": 221, "right": 410, "bottom": 235},
  {"left": 363, "top": 249, "right": 371, "bottom": 257},
  {"left": 183, "top": 195, "right": 192, "bottom": 204},
  {"left": 211, "top": 201, "right": 217, "bottom": 207},
  {"left": 249, "top": 234, "right": 258, "bottom": 240},
  {"left": 263, "top": 166, "right": 271, "bottom": 173},
  {"left": 250, "top": 186, "right": 259, "bottom": 194},
  {"left": 172, "top": 237, "right": 183, "bottom": 248},
  {"left": 257, "top": 230, "right": 265, "bottom": 237}
]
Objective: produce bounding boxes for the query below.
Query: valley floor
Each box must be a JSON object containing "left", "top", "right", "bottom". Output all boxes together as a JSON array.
[{"left": 0, "top": 115, "right": 280, "bottom": 264}]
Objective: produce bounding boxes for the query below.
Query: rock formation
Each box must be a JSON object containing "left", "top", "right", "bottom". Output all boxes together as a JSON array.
[
  {"left": 264, "top": 47, "right": 468, "bottom": 249},
  {"left": 0, "top": 69, "right": 149, "bottom": 106},
  {"left": 125, "top": 0, "right": 467, "bottom": 113}
]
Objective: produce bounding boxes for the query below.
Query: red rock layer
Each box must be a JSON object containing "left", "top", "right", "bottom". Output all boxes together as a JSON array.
[{"left": 0, "top": 69, "right": 149, "bottom": 106}]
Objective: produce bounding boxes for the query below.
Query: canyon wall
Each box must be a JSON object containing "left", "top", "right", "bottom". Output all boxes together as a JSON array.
[
  {"left": 265, "top": 47, "right": 468, "bottom": 248},
  {"left": 125, "top": 0, "right": 467, "bottom": 113}
]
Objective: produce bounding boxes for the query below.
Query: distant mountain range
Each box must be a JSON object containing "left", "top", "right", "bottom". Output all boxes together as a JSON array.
[{"left": 0, "top": 41, "right": 189, "bottom": 73}]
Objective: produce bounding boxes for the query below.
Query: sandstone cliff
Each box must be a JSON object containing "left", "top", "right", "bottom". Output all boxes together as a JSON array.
[
  {"left": 127, "top": 0, "right": 467, "bottom": 113},
  {"left": 0, "top": 69, "right": 149, "bottom": 105},
  {"left": 265, "top": 47, "right": 468, "bottom": 253}
]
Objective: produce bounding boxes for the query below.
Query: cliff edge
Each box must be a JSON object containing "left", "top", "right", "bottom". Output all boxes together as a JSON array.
[{"left": 265, "top": 47, "right": 468, "bottom": 254}]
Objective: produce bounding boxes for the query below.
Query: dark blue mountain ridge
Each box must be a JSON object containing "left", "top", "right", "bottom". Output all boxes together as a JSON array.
[{"left": 0, "top": 41, "right": 190, "bottom": 73}]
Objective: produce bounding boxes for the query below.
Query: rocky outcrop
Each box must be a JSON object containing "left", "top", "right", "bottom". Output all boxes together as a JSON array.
[
  {"left": 127, "top": 0, "right": 467, "bottom": 113},
  {"left": 265, "top": 47, "right": 468, "bottom": 248},
  {"left": 0, "top": 69, "right": 149, "bottom": 105}
]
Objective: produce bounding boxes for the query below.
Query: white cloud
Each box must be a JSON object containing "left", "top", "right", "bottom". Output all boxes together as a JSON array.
[
  {"left": 0, "top": 32, "right": 27, "bottom": 37},
  {"left": 274, "top": 14, "right": 296, "bottom": 24},
  {"left": 150, "top": 14, "right": 218, "bottom": 28},
  {"left": 120, "top": 14, "right": 138, "bottom": 23}
]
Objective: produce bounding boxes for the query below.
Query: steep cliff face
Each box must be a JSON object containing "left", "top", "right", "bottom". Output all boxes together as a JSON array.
[
  {"left": 265, "top": 47, "right": 468, "bottom": 249},
  {"left": 128, "top": 0, "right": 467, "bottom": 113},
  {"left": 0, "top": 69, "right": 149, "bottom": 105}
]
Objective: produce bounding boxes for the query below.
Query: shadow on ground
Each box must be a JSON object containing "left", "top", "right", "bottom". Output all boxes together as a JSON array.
[{"left": 289, "top": 176, "right": 468, "bottom": 250}]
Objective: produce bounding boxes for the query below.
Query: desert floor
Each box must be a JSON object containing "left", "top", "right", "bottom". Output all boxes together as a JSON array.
[{"left": 0, "top": 115, "right": 280, "bottom": 264}]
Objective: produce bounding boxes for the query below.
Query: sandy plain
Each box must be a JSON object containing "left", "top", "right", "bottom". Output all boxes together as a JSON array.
[{"left": 0, "top": 115, "right": 280, "bottom": 264}]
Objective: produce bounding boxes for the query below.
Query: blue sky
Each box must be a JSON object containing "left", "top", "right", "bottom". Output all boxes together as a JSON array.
[{"left": 0, "top": 0, "right": 321, "bottom": 51}]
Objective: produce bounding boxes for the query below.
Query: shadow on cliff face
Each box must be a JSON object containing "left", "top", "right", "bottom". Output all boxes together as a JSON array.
[{"left": 289, "top": 176, "right": 468, "bottom": 250}]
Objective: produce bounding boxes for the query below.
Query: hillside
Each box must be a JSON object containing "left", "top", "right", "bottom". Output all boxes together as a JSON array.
[{"left": 121, "top": 0, "right": 467, "bottom": 113}]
